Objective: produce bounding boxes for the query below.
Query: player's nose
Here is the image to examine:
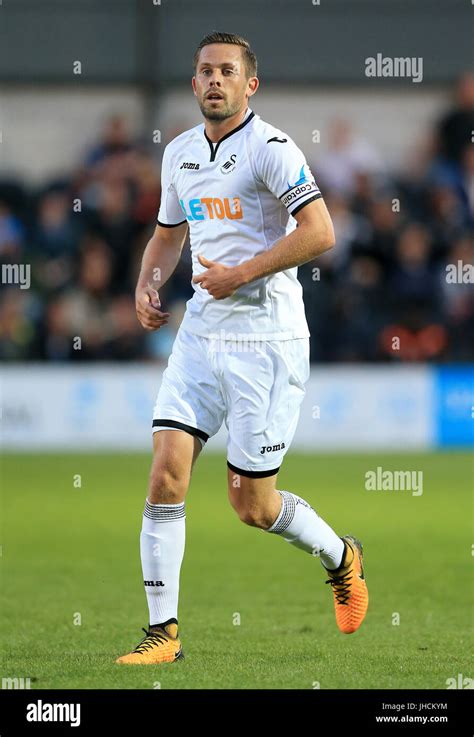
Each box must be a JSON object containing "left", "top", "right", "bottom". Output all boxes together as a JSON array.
[{"left": 208, "top": 70, "right": 224, "bottom": 85}]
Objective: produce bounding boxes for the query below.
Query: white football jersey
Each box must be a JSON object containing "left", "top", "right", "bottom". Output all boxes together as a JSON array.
[{"left": 157, "top": 107, "right": 322, "bottom": 340}]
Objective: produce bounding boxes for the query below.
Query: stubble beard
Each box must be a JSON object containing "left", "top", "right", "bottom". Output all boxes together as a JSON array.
[{"left": 198, "top": 96, "right": 242, "bottom": 122}]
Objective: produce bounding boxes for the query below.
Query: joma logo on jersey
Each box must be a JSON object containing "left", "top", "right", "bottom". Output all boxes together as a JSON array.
[
  {"left": 260, "top": 442, "right": 286, "bottom": 455},
  {"left": 180, "top": 161, "right": 200, "bottom": 170},
  {"left": 180, "top": 197, "right": 243, "bottom": 221}
]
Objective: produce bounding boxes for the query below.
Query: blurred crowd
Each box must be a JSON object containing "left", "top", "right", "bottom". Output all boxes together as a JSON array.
[{"left": 0, "top": 75, "right": 473, "bottom": 363}]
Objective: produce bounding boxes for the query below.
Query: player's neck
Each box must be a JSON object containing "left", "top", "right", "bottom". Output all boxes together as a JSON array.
[{"left": 204, "top": 106, "right": 249, "bottom": 143}]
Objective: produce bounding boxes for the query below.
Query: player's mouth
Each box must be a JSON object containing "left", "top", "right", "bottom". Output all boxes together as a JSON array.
[{"left": 206, "top": 92, "right": 224, "bottom": 101}]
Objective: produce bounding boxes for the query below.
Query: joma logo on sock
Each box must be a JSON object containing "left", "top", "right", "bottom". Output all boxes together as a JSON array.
[
  {"left": 144, "top": 580, "right": 165, "bottom": 587},
  {"left": 260, "top": 442, "right": 285, "bottom": 455},
  {"left": 26, "top": 700, "right": 81, "bottom": 728}
]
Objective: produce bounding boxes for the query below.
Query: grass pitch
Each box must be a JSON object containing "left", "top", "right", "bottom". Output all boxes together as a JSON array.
[{"left": 1, "top": 451, "right": 472, "bottom": 689}]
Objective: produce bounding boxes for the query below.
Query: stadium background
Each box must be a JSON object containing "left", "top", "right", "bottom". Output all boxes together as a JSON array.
[{"left": 0, "top": 0, "right": 473, "bottom": 691}]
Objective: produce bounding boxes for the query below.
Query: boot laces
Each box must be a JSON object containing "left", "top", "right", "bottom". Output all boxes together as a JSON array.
[
  {"left": 325, "top": 569, "right": 352, "bottom": 605},
  {"left": 133, "top": 627, "right": 169, "bottom": 654}
]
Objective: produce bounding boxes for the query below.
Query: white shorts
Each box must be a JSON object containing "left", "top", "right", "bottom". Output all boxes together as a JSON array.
[{"left": 152, "top": 328, "right": 309, "bottom": 477}]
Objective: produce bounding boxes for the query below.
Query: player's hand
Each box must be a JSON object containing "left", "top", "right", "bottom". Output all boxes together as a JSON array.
[
  {"left": 192, "top": 254, "right": 245, "bottom": 300},
  {"left": 135, "top": 284, "right": 170, "bottom": 331}
]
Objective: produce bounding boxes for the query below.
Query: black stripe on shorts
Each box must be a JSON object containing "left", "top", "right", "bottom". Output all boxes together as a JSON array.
[
  {"left": 152, "top": 419, "right": 209, "bottom": 443},
  {"left": 227, "top": 461, "right": 280, "bottom": 479}
]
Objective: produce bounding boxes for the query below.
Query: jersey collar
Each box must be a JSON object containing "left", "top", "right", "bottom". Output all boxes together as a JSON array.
[{"left": 203, "top": 107, "right": 255, "bottom": 162}]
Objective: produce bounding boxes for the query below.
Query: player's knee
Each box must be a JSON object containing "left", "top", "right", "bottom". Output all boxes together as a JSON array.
[{"left": 148, "top": 465, "right": 187, "bottom": 504}]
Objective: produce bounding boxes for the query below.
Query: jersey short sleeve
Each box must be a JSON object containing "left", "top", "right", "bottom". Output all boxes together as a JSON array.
[
  {"left": 254, "top": 134, "right": 322, "bottom": 217},
  {"left": 157, "top": 145, "right": 187, "bottom": 227}
]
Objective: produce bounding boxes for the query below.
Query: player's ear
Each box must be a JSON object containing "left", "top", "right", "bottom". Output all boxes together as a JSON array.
[{"left": 247, "top": 77, "right": 259, "bottom": 97}]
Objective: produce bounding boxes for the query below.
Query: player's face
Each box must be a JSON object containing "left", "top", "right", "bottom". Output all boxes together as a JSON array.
[{"left": 193, "top": 44, "right": 257, "bottom": 121}]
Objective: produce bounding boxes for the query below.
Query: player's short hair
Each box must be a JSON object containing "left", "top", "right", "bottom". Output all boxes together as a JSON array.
[{"left": 193, "top": 31, "right": 257, "bottom": 79}]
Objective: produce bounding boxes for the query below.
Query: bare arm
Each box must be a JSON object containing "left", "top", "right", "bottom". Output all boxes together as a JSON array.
[
  {"left": 192, "top": 198, "right": 335, "bottom": 300},
  {"left": 239, "top": 197, "right": 335, "bottom": 282},
  {"left": 135, "top": 222, "right": 188, "bottom": 330}
]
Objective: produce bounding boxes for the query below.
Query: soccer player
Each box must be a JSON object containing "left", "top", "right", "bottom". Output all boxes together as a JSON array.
[{"left": 116, "top": 31, "right": 368, "bottom": 665}]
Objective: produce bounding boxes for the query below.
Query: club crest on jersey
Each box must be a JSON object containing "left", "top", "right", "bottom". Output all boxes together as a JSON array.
[
  {"left": 180, "top": 196, "right": 243, "bottom": 221},
  {"left": 220, "top": 154, "right": 237, "bottom": 175}
]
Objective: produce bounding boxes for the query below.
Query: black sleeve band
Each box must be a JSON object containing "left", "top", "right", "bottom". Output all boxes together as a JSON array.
[{"left": 157, "top": 218, "right": 187, "bottom": 228}]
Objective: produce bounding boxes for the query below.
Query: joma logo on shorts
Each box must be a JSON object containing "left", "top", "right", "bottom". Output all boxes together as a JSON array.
[
  {"left": 144, "top": 580, "right": 165, "bottom": 587},
  {"left": 260, "top": 443, "right": 285, "bottom": 455}
]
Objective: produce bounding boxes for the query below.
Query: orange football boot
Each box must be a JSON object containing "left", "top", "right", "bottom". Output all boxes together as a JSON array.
[
  {"left": 324, "top": 535, "right": 368, "bottom": 634},
  {"left": 116, "top": 621, "right": 184, "bottom": 664}
]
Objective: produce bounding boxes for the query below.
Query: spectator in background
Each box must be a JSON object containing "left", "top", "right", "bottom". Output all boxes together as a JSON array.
[
  {"left": 44, "top": 295, "right": 73, "bottom": 361},
  {"left": 105, "top": 293, "right": 146, "bottom": 360},
  {"left": 31, "top": 188, "right": 79, "bottom": 259},
  {"left": 428, "top": 73, "right": 474, "bottom": 235},
  {"left": 389, "top": 223, "right": 440, "bottom": 315},
  {"left": 29, "top": 188, "right": 81, "bottom": 293},
  {"left": 428, "top": 182, "right": 469, "bottom": 260},
  {"left": 332, "top": 255, "right": 387, "bottom": 361},
  {"left": 0, "top": 201, "right": 24, "bottom": 260},
  {"left": 131, "top": 151, "right": 162, "bottom": 226},
  {"left": 437, "top": 73, "right": 474, "bottom": 166},
  {"left": 362, "top": 195, "right": 402, "bottom": 271},
  {"left": 460, "top": 143, "right": 474, "bottom": 217},
  {"left": 440, "top": 234, "right": 474, "bottom": 361},
  {"left": 44, "top": 235, "right": 146, "bottom": 361},
  {"left": 84, "top": 114, "right": 135, "bottom": 167},
  {"left": 46, "top": 236, "right": 116, "bottom": 360},
  {"left": 313, "top": 118, "right": 384, "bottom": 198},
  {"left": 77, "top": 114, "right": 139, "bottom": 217},
  {"left": 317, "top": 190, "right": 371, "bottom": 272},
  {"left": 86, "top": 179, "right": 139, "bottom": 292},
  {"left": 0, "top": 288, "right": 42, "bottom": 360}
]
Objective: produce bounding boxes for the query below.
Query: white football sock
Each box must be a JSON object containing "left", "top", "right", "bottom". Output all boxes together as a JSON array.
[
  {"left": 265, "top": 490, "right": 345, "bottom": 570},
  {"left": 140, "top": 498, "right": 186, "bottom": 626}
]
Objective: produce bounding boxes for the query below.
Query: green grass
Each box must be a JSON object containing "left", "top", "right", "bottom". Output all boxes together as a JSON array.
[{"left": 0, "top": 451, "right": 472, "bottom": 689}]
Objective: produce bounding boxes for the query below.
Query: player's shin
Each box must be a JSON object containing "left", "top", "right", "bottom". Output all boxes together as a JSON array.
[
  {"left": 140, "top": 499, "right": 186, "bottom": 627},
  {"left": 264, "top": 490, "right": 344, "bottom": 569}
]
